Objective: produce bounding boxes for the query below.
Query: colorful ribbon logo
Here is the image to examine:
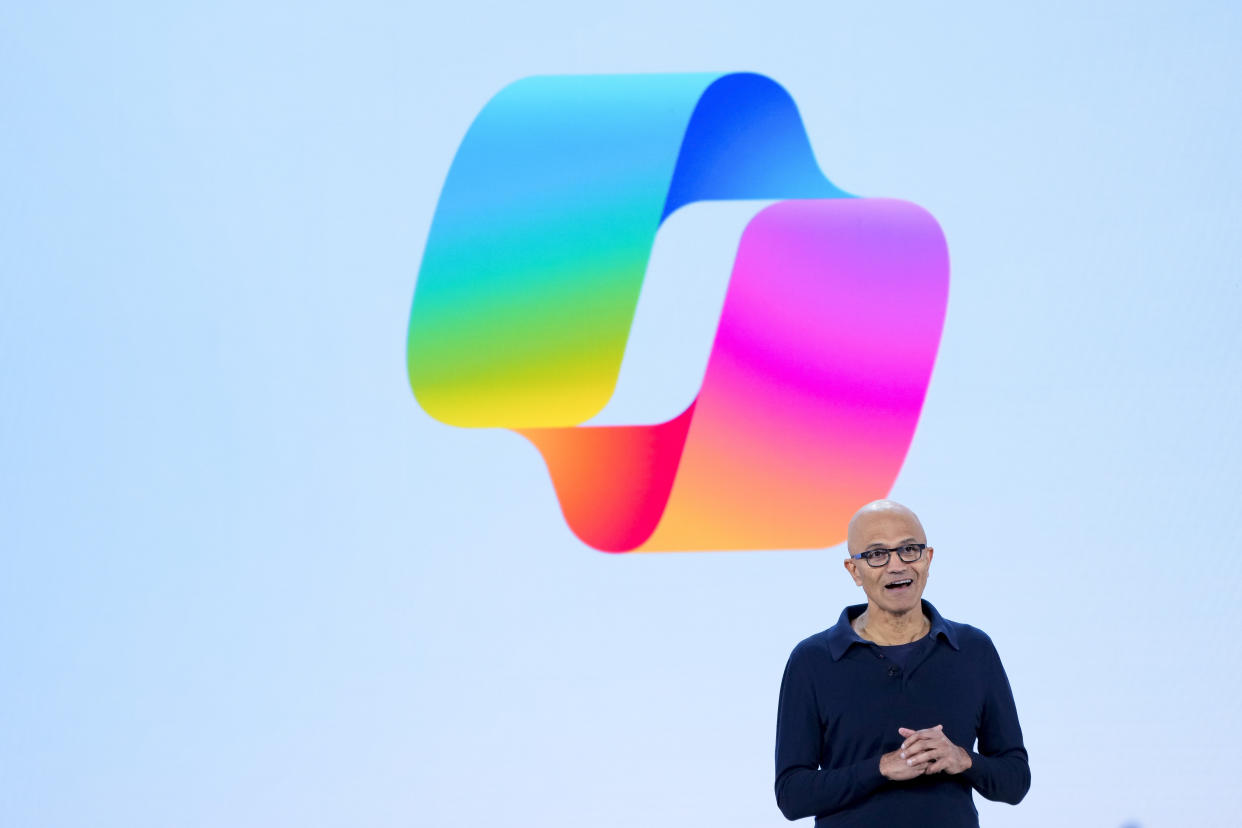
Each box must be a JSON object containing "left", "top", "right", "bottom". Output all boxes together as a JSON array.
[{"left": 408, "top": 73, "right": 949, "bottom": 552}]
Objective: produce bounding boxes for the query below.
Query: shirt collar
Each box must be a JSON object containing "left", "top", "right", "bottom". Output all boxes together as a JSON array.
[{"left": 825, "top": 599, "right": 960, "bottom": 661}]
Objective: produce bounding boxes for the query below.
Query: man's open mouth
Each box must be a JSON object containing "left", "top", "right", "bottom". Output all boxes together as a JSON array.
[{"left": 884, "top": 579, "right": 914, "bottom": 590}]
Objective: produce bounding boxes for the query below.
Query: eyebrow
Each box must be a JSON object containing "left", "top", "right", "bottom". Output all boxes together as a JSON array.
[{"left": 865, "top": 537, "right": 919, "bottom": 550}]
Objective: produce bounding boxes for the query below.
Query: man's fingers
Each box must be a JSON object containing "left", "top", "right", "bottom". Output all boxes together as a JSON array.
[
  {"left": 900, "top": 728, "right": 945, "bottom": 750},
  {"left": 899, "top": 727, "right": 957, "bottom": 774},
  {"left": 900, "top": 730, "right": 932, "bottom": 749},
  {"left": 901, "top": 741, "right": 934, "bottom": 758},
  {"left": 923, "top": 748, "right": 948, "bottom": 772}
]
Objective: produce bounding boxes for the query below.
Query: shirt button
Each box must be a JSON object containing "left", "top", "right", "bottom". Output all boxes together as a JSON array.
[{"left": 888, "top": 666, "right": 900, "bottom": 678}]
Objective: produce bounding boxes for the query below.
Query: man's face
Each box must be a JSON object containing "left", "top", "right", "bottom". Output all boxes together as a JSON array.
[{"left": 844, "top": 507, "right": 934, "bottom": 615}]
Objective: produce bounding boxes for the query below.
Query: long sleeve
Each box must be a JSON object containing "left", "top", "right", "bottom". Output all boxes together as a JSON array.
[
  {"left": 960, "top": 640, "right": 1031, "bottom": 804},
  {"left": 774, "top": 647, "right": 886, "bottom": 820}
]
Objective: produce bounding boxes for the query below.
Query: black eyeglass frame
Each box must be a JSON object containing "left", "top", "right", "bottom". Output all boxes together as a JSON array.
[{"left": 849, "top": 543, "right": 928, "bottom": 568}]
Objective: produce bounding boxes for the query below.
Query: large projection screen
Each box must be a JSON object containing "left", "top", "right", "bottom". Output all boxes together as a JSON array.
[{"left": 2, "top": 2, "right": 1239, "bottom": 827}]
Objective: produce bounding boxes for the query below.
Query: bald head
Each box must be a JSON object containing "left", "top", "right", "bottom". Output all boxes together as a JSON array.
[{"left": 846, "top": 500, "right": 926, "bottom": 557}]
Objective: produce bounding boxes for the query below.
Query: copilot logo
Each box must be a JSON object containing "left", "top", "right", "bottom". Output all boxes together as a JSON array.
[{"left": 407, "top": 72, "right": 949, "bottom": 553}]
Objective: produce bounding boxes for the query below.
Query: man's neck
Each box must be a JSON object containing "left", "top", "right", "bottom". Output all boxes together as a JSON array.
[{"left": 855, "top": 603, "right": 929, "bottom": 645}]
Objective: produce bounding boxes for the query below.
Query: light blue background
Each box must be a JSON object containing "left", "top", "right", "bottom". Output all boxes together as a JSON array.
[{"left": 3, "top": 2, "right": 1240, "bottom": 826}]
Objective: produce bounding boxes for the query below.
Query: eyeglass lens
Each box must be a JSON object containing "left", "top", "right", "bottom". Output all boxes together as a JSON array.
[{"left": 864, "top": 544, "right": 925, "bottom": 567}]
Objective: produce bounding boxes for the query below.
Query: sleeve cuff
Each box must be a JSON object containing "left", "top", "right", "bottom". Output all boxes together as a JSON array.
[
  {"left": 857, "top": 755, "right": 888, "bottom": 793},
  {"left": 960, "top": 750, "right": 987, "bottom": 788}
]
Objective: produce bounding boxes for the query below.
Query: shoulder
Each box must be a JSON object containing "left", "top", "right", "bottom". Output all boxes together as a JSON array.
[
  {"left": 939, "top": 616, "right": 1006, "bottom": 665},
  {"left": 788, "top": 627, "right": 835, "bottom": 661},
  {"left": 778, "top": 628, "right": 841, "bottom": 698},
  {"left": 946, "top": 619, "right": 994, "bottom": 647},
  {"left": 785, "top": 604, "right": 860, "bottom": 667},
  {"left": 781, "top": 626, "right": 842, "bottom": 676}
]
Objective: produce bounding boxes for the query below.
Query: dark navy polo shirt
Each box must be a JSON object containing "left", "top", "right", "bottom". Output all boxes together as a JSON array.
[
  {"left": 875, "top": 635, "right": 935, "bottom": 672},
  {"left": 774, "top": 600, "right": 1030, "bottom": 827}
]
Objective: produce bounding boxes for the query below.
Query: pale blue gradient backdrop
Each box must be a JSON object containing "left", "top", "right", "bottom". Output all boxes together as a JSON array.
[{"left": 2, "top": 2, "right": 1240, "bottom": 827}]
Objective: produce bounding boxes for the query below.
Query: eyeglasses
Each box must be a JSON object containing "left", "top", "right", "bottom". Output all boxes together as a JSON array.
[{"left": 849, "top": 543, "right": 927, "bottom": 568}]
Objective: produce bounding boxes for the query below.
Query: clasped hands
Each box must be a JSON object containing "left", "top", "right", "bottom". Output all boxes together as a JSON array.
[{"left": 879, "top": 725, "right": 972, "bottom": 781}]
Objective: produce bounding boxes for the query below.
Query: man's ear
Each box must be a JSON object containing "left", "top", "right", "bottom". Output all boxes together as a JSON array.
[{"left": 843, "top": 557, "right": 863, "bottom": 586}]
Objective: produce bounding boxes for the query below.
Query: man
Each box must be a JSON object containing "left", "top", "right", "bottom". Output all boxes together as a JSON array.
[{"left": 774, "top": 500, "right": 1030, "bottom": 826}]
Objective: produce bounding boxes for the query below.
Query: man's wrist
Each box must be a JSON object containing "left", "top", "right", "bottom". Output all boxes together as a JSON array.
[
  {"left": 959, "top": 749, "right": 984, "bottom": 783},
  {"left": 878, "top": 749, "right": 903, "bottom": 780}
]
